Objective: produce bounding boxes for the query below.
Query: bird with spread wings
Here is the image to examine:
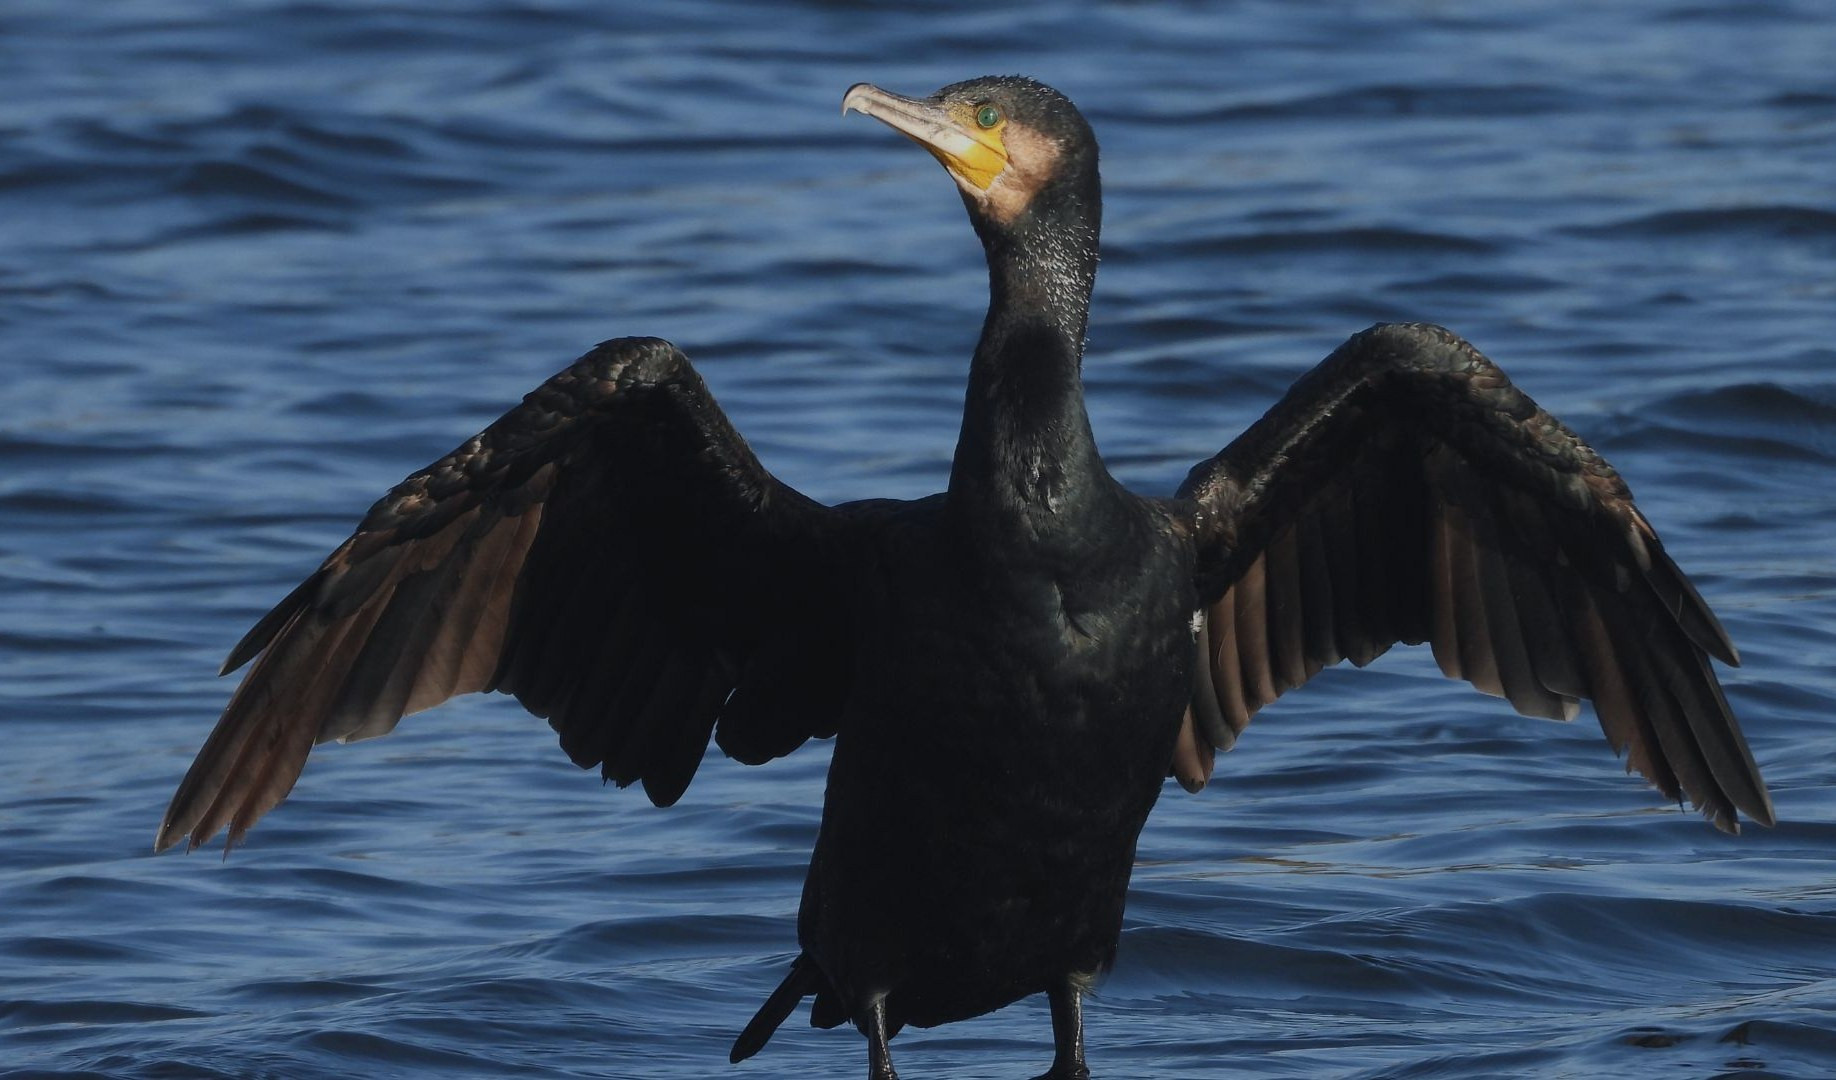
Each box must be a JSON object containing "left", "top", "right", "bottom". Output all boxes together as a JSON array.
[{"left": 160, "top": 76, "right": 1769, "bottom": 1080}]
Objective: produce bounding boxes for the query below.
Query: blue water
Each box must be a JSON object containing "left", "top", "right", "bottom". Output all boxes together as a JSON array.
[{"left": 4, "top": 2, "right": 1835, "bottom": 1077}]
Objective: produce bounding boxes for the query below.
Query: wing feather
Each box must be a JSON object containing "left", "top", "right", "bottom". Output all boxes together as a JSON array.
[
  {"left": 1178, "top": 323, "right": 1771, "bottom": 832},
  {"left": 1234, "top": 552, "right": 1277, "bottom": 708},
  {"left": 160, "top": 338, "right": 856, "bottom": 854}
]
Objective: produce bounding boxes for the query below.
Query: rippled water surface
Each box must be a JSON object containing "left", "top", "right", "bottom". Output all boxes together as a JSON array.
[{"left": 4, "top": 3, "right": 1835, "bottom": 1077}]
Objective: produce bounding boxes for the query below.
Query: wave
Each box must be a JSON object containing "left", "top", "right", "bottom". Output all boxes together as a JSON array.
[
  {"left": 1125, "top": 83, "right": 1585, "bottom": 126},
  {"left": 1619, "top": 382, "right": 1836, "bottom": 462},
  {"left": 1572, "top": 205, "right": 1836, "bottom": 241}
]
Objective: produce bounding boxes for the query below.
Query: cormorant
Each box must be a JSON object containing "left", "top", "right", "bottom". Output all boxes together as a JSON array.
[{"left": 157, "top": 76, "right": 1773, "bottom": 1080}]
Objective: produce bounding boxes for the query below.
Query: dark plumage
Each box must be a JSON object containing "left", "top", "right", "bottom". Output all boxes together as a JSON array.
[{"left": 159, "top": 76, "right": 1772, "bottom": 1079}]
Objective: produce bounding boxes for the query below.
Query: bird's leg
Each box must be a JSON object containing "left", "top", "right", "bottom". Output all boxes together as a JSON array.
[
  {"left": 1032, "top": 974, "right": 1092, "bottom": 1079},
  {"left": 860, "top": 993, "right": 899, "bottom": 1080}
]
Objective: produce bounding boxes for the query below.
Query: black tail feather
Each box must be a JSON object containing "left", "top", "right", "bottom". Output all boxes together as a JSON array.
[{"left": 731, "top": 953, "right": 822, "bottom": 1064}]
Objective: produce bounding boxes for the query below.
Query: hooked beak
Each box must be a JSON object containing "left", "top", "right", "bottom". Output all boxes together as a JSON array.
[{"left": 843, "top": 83, "right": 1007, "bottom": 193}]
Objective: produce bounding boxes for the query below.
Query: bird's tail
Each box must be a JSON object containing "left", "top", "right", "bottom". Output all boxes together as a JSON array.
[{"left": 730, "top": 953, "right": 823, "bottom": 1063}]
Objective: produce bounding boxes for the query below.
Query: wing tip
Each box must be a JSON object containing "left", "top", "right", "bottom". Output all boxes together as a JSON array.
[
  {"left": 1709, "top": 805, "right": 1740, "bottom": 836},
  {"left": 1739, "top": 787, "right": 1778, "bottom": 831},
  {"left": 1170, "top": 708, "right": 1216, "bottom": 794},
  {"left": 1700, "top": 781, "right": 1775, "bottom": 835},
  {"left": 152, "top": 819, "right": 223, "bottom": 856}
]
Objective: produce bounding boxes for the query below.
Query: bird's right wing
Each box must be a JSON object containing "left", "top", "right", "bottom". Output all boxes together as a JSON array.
[
  {"left": 159, "top": 338, "right": 858, "bottom": 853},
  {"left": 1176, "top": 323, "right": 1772, "bottom": 832}
]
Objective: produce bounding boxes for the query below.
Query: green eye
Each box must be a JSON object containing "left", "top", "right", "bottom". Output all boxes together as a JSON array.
[{"left": 976, "top": 104, "right": 1001, "bottom": 129}]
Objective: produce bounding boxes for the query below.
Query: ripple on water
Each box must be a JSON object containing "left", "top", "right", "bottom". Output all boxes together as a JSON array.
[
  {"left": 1609, "top": 382, "right": 1836, "bottom": 462},
  {"left": 1574, "top": 205, "right": 1836, "bottom": 242}
]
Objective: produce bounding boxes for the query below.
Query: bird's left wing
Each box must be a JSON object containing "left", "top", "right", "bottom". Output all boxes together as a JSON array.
[
  {"left": 159, "top": 338, "right": 856, "bottom": 853},
  {"left": 1175, "top": 323, "right": 1771, "bottom": 832}
]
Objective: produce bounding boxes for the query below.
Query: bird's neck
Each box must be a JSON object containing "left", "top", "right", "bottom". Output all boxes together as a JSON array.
[{"left": 948, "top": 224, "right": 1111, "bottom": 529}]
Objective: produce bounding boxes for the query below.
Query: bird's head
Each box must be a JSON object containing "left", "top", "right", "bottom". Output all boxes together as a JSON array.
[{"left": 843, "top": 76, "right": 1099, "bottom": 240}]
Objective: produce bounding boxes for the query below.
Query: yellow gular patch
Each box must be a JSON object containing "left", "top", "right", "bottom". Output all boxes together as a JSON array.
[{"left": 935, "top": 102, "right": 1009, "bottom": 192}]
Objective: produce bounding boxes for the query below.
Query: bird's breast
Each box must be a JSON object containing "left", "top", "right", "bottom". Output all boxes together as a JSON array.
[{"left": 856, "top": 501, "right": 1195, "bottom": 743}]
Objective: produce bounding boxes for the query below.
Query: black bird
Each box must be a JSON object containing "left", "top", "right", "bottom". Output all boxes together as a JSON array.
[{"left": 158, "top": 76, "right": 1773, "bottom": 1079}]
